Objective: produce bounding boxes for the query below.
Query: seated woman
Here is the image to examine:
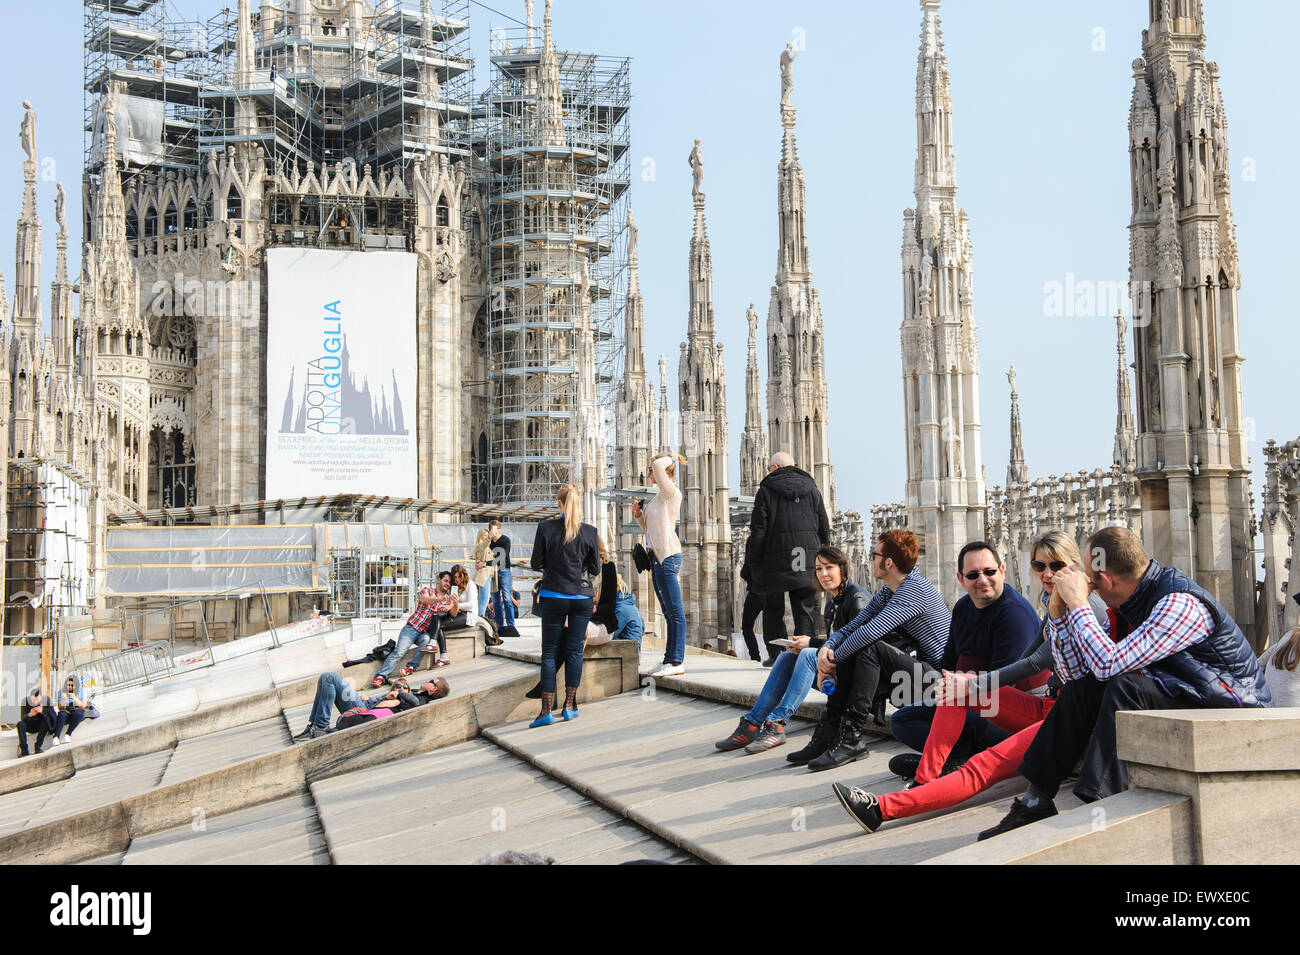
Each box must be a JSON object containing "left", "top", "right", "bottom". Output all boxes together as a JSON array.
[
  {"left": 585, "top": 538, "right": 618, "bottom": 647},
  {"left": 714, "top": 545, "right": 867, "bottom": 755},
  {"left": 55, "top": 676, "right": 88, "bottom": 745},
  {"left": 418, "top": 565, "right": 477, "bottom": 669},
  {"left": 831, "top": 529, "right": 1107, "bottom": 833}
]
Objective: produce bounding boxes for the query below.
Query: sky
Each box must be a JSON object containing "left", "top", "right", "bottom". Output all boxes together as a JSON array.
[{"left": 0, "top": 0, "right": 1296, "bottom": 521}]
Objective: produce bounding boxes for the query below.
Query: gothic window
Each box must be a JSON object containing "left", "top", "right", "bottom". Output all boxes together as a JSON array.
[
  {"left": 226, "top": 190, "right": 243, "bottom": 221},
  {"left": 436, "top": 197, "right": 450, "bottom": 227},
  {"left": 126, "top": 207, "right": 139, "bottom": 242},
  {"left": 164, "top": 201, "right": 178, "bottom": 235},
  {"left": 183, "top": 199, "right": 198, "bottom": 231},
  {"left": 142, "top": 204, "right": 157, "bottom": 239}
]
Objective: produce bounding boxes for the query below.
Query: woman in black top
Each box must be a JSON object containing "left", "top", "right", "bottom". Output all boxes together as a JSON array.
[
  {"left": 588, "top": 537, "right": 619, "bottom": 635},
  {"left": 529, "top": 484, "right": 600, "bottom": 726}
]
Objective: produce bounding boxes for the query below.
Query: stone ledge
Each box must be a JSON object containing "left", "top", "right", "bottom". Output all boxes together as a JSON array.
[
  {"left": 0, "top": 665, "right": 540, "bottom": 865},
  {"left": 1117, "top": 707, "right": 1300, "bottom": 773},
  {"left": 919, "top": 788, "right": 1194, "bottom": 865}
]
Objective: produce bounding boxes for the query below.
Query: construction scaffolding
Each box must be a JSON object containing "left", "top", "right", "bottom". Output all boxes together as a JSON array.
[
  {"left": 4, "top": 459, "right": 95, "bottom": 638},
  {"left": 481, "top": 27, "right": 630, "bottom": 504},
  {"left": 83, "top": 1, "right": 208, "bottom": 179},
  {"left": 198, "top": 0, "right": 472, "bottom": 177}
]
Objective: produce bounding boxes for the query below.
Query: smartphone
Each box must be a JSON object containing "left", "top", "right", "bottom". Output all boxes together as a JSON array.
[{"left": 769, "top": 638, "right": 794, "bottom": 647}]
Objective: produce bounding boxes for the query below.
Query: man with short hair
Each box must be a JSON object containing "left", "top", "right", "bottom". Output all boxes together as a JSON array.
[
  {"left": 488, "top": 520, "right": 517, "bottom": 632},
  {"left": 887, "top": 541, "right": 1042, "bottom": 781},
  {"left": 979, "top": 527, "right": 1272, "bottom": 840},
  {"left": 16, "top": 687, "right": 56, "bottom": 757},
  {"left": 296, "top": 673, "right": 450, "bottom": 740},
  {"left": 745, "top": 451, "right": 831, "bottom": 661},
  {"left": 371, "top": 573, "right": 448, "bottom": 688},
  {"left": 800, "top": 530, "right": 950, "bottom": 771}
]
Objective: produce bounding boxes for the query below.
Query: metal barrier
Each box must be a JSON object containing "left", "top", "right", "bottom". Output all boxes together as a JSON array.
[{"left": 73, "top": 641, "right": 175, "bottom": 694}]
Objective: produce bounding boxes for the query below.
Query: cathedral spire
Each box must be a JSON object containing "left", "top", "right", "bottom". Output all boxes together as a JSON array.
[
  {"left": 740, "top": 303, "right": 767, "bottom": 496},
  {"left": 776, "top": 43, "right": 809, "bottom": 280},
  {"left": 51, "top": 182, "right": 74, "bottom": 373},
  {"left": 914, "top": 0, "right": 957, "bottom": 196},
  {"left": 1007, "top": 366, "right": 1027, "bottom": 486},
  {"left": 686, "top": 139, "right": 714, "bottom": 341},
  {"left": 13, "top": 100, "right": 42, "bottom": 337},
  {"left": 535, "top": 0, "right": 565, "bottom": 147},
  {"left": 1113, "top": 312, "right": 1137, "bottom": 470}
]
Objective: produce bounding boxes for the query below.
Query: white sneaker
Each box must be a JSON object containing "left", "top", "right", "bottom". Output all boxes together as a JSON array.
[
  {"left": 645, "top": 662, "right": 666, "bottom": 677},
  {"left": 49, "top": 737, "right": 60, "bottom": 747},
  {"left": 60, "top": 733, "right": 70, "bottom": 744},
  {"left": 657, "top": 663, "right": 685, "bottom": 677}
]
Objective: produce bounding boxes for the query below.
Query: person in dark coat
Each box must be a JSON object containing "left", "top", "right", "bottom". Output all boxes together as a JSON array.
[{"left": 744, "top": 451, "right": 831, "bottom": 661}]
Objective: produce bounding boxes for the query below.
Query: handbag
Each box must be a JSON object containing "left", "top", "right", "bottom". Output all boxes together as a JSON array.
[
  {"left": 632, "top": 543, "right": 652, "bottom": 574},
  {"left": 87, "top": 700, "right": 101, "bottom": 720}
]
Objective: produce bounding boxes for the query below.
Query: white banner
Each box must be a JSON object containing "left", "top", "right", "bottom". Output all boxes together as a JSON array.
[
  {"left": 91, "top": 93, "right": 165, "bottom": 166},
  {"left": 266, "top": 249, "right": 418, "bottom": 499}
]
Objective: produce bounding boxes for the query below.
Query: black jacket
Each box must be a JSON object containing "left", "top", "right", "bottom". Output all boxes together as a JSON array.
[
  {"left": 744, "top": 466, "right": 831, "bottom": 594},
  {"left": 531, "top": 517, "right": 601, "bottom": 597},
  {"left": 815, "top": 582, "right": 871, "bottom": 649}
]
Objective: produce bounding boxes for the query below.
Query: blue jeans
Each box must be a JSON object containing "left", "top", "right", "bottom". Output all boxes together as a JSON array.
[
  {"left": 56, "top": 709, "right": 86, "bottom": 738},
  {"left": 477, "top": 579, "right": 491, "bottom": 618},
  {"left": 540, "top": 596, "right": 593, "bottom": 694},
  {"left": 650, "top": 553, "right": 685, "bottom": 664},
  {"left": 309, "top": 672, "right": 369, "bottom": 728},
  {"left": 376, "top": 622, "right": 425, "bottom": 681},
  {"left": 890, "top": 702, "right": 1010, "bottom": 758},
  {"left": 493, "top": 568, "right": 516, "bottom": 627},
  {"left": 743, "top": 646, "right": 820, "bottom": 725}
]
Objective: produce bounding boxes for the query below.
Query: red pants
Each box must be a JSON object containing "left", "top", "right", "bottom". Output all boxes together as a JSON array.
[{"left": 879, "top": 686, "right": 1053, "bottom": 822}]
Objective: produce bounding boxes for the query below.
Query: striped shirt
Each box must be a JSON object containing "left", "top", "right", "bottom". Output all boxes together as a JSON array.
[
  {"left": 1048, "top": 593, "right": 1212, "bottom": 682},
  {"left": 825, "top": 570, "right": 950, "bottom": 664}
]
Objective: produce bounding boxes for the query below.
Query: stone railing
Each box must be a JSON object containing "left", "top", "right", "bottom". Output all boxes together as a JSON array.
[
  {"left": 833, "top": 508, "right": 871, "bottom": 590},
  {"left": 987, "top": 465, "right": 1140, "bottom": 597},
  {"left": 869, "top": 502, "right": 908, "bottom": 543},
  {"left": 1261, "top": 437, "right": 1300, "bottom": 645}
]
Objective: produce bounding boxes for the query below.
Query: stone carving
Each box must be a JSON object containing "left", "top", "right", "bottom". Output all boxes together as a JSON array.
[
  {"left": 19, "top": 100, "right": 35, "bottom": 163},
  {"left": 780, "top": 43, "right": 798, "bottom": 107},
  {"left": 688, "top": 139, "right": 703, "bottom": 197},
  {"left": 627, "top": 207, "right": 637, "bottom": 254},
  {"left": 55, "top": 182, "right": 66, "bottom": 235}
]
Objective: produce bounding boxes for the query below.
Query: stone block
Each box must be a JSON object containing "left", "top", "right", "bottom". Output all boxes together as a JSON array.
[
  {"left": 1127, "top": 763, "right": 1300, "bottom": 864},
  {"left": 0, "top": 747, "right": 75, "bottom": 796},
  {"left": 1117, "top": 708, "right": 1300, "bottom": 773},
  {"left": 0, "top": 801, "right": 130, "bottom": 865}
]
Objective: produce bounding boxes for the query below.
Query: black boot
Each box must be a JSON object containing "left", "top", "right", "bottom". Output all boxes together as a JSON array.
[
  {"left": 786, "top": 716, "right": 839, "bottom": 765},
  {"left": 807, "top": 718, "right": 871, "bottom": 772}
]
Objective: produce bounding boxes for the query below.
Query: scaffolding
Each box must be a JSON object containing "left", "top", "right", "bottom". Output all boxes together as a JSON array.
[
  {"left": 83, "top": 1, "right": 208, "bottom": 180},
  {"left": 481, "top": 28, "right": 630, "bottom": 504},
  {"left": 4, "top": 459, "right": 95, "bottom": 638},
  {"left": 198, "top": 0, "right": 472, "bottom": 178}
]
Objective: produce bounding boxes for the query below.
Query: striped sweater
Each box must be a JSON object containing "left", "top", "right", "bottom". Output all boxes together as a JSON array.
[{"left": 824, "top": 570, "right": 950, "bottom": 664}]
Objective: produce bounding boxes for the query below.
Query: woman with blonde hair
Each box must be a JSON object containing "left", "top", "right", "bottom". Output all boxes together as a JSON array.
[
  {"left": 833, "top": 529, "right": 1107, "bottom": 834},
  {"left": 472, "top": 527, "right": 495, "bottom": 621},
  {"left": 529, "top": 484, "right": 601, "bottom": 726},
  {"left": 634, "top": 451, "right": 687, "bottom": 677}
]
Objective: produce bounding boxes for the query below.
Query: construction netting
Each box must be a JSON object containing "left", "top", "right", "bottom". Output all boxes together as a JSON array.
[
  {"left": 103, "top": 522, "right": 539, "bottom": 597},
  {"left": 104, "top": 524, "right": 319, "bottom": 596}
]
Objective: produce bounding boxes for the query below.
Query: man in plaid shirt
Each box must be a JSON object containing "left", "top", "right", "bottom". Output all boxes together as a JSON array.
[
  {"left": 372, "top": 583, "right": 445, "bottom": 687},
  {"left": 980, "top": 526, "right": 1271, "bottom": 841}
]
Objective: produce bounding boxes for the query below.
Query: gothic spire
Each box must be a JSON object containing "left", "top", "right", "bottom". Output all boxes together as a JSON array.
[
  {"left": 776, "top": 43, "right": 809, "bottom": 280},
  {"left": 1007, "top": 365, "right": 1027, "bottom": 486},
  {"left": 536, "top": 0, "right": 565, "bottom": 147},
  {"left": 13, "top": 100, "right": 42, "bottom": 335},
  {"left": 914, "top": 0, "right": 957, "bottom": 197},
  {"left": 740, "top": 303, "right": 767, "bottom": 496},
  {"left": 686, "top": 139, "right": 714, "bottom": 341},
  {"left": 1113, "top": 312, "right": 1137, "bottom": 470},
  {"left": 624, "top": 208, "right": 644, "bottom": 376}
]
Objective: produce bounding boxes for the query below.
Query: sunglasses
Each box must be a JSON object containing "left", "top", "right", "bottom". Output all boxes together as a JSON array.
[
  {"left": 1030, "top": 560, "right": 1068, "bottom": 573},
  {"left": 962, "top": 568, "right": 999, "bottom": 581},
  {"left": 869, "top": 551, "right": 885, "bottom": 561}
]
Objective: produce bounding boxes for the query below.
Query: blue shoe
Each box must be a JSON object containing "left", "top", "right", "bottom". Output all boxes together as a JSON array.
[
  {"left": 529, "top": 712, "right": 555, "bottom": 728},
  {"left": 562, "top": 709, "right": 579, "bottom": 721}
]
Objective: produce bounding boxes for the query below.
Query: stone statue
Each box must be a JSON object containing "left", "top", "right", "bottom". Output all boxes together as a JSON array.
[
  {"left": 1007, "top": 365, "right": 1017, "bottom": 394},
  {"left": 627, "top": 207, "right": 637, "bottom": 254},
  {"left": 55, "top": 182, "right": 66, "bottom": 236},
  {"left": 780, "top": 43, "right": 799, "bottom": 107},
  {"left": 688, "top": 139, "right": 703, "bottom": 197},
  {"left": 746, "top": 303, "right": 758, "bottom": 341},
  {"left": 20, "top": 100, "right": 35, "bottom": 163}
]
